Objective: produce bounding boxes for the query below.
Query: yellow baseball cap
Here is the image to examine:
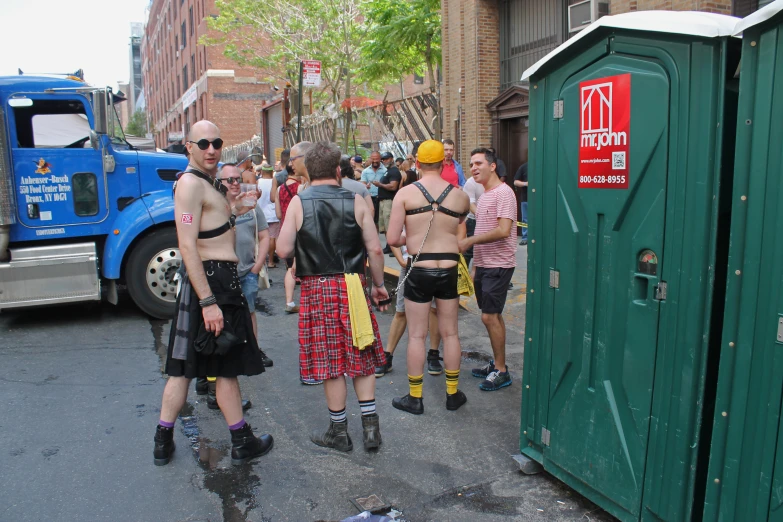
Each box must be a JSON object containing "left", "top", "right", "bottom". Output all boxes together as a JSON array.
[{"left": 417, "top": 140, "right": 445, "bottom": 163}]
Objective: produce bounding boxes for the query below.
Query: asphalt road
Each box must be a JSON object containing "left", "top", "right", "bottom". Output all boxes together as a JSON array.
[{"left": 0, "top": 248, "right": 614, "bottom": 522}]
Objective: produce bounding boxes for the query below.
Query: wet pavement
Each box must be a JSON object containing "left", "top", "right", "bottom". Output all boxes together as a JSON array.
[{"left": 0, "top": 244, "right": 615, "bottom": 522}]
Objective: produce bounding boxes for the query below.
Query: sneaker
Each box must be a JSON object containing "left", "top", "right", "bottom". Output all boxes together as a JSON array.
[
  {"left": 508, "top": 282, "right": 514, "bottom": 290},
  {"left": 382, "top": 245, "right": 392, "bottom": 254},
  {"left": 519, "top": 238, "right": 528, "bottom": 246},
  {"left": 446, "top": 390, "right": 468, "bottom": 411},
  {"left": 301, "top": 377, "right": 324, "bottom": 385},
  {"left": 375, "top": 353, "right": 393, "bottom": 377},
  {"left": 479, "top": 369, "right": 512, "bottom": 391},
  {"left": 285, "top": 304, "right": 300, "bottom": 314},
  {"left": 259, "top": 350, "right": 274, "bottom": 367},
  {"left": 472, "top": 360, "right": 495, "bottom": 378},
  {"left": 427, "top": 349, "right": 443, "bottom": 375}
]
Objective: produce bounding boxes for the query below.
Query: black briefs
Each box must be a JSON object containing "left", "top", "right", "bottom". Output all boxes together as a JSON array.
[{"left": 403, "top": 265, "right": 459, "bottom": 303}]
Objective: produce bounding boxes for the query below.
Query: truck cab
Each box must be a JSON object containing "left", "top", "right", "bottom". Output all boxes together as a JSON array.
[{"left": 0, "top": 75, "right": 188, "bottom": 318}]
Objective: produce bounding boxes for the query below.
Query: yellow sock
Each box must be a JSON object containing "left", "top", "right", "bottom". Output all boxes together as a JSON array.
[
  {"left": 408, "top": 374, "right": 424, "bottom": 398},
  {"left": 206, "top": 376, "right": 217, "bottom": 383},
  {"left": 445, "top": 369, "right": 459, "bottom": 395}
]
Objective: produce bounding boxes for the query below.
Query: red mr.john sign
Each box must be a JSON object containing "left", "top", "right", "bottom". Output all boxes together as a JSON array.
[{"left": 578, "top": 73, "right": 630, "bottom": 189}]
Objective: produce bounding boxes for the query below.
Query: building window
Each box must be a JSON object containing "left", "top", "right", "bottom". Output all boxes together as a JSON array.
[
  {"left": 191, "top": 55, "right": 196, "bottom": 83},
  {"left": 190, "top": 7, "right": 194, "bottom": 36},
  {"left": 500, "top": 0, "right": 566, "bottom": 90},
  {"left": 181, "top": 22, "right": 187, "bottom": 48},
  {"left": 183, "top": 66, "right": 188, "bottom": 92},
  {"left": 72, "top": 173, "right": 99, "bottom": 217},
  {"left": 413, "top": 73, "right": 424, "bottom": 84}
]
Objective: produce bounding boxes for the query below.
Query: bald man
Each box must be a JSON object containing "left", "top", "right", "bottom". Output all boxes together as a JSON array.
[{"left": 154, "top": 120, "right": 273, "bottom": 467}]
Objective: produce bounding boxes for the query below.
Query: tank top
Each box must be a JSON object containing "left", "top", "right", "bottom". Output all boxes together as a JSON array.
[{"left": 278, "top": 178, "right": 298, "bottom": 226}]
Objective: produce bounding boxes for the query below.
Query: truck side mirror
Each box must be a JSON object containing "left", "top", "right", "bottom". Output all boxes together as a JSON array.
[
  {"left": 89, "top": 130, "right": 99, "bottom": 150},
  {"left": 92, "top": 91, "right": 108, "bottom": 135}
]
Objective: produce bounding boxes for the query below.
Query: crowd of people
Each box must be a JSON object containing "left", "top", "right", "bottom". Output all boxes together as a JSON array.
[{"left": 153, "top": 119, "right": 526, "bottom": 467}]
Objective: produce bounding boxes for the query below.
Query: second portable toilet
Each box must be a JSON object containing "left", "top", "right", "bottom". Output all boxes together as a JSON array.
[
  {"left": 520, "top": 11, "right": 740, "bottom": 522},
  {"left": 703, "top": 1, "right": 783, "bottom": 520}
]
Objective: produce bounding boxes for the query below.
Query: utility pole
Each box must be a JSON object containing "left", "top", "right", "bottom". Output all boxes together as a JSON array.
[{"left": 296, "top": 61, "right": 304, "bottom": 143}]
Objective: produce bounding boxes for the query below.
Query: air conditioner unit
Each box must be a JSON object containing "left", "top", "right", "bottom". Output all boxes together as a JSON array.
[
  {"left": 568, "top": 0, "right": 608, "bottom": 33},
  {"left": 176, "top": 50, "right": 180, "bottom": 58}
]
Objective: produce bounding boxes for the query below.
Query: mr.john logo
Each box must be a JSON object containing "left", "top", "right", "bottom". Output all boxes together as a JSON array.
[{"left": 578, "top": 73, "right": 630, "bottom": 189}]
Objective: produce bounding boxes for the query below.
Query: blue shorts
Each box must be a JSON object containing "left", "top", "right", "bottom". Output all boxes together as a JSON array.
[{"left": 240, "top": 271, "right": 258, "bottom": 312}]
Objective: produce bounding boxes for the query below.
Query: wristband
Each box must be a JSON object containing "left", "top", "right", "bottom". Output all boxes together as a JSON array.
[
  {"left": 372, "top": 281, "right": 385, "bottom": 289},
  {"left": 199, "top": 295, "right": 217, "bottom": 307}
]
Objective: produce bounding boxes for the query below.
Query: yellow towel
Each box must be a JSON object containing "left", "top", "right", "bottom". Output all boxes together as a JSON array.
[
  {"left": 457, "top": 254, "right": 475, "bottom": 297},
  {"left": 345, "top": 273, "right": 375, "bottom": 350}
]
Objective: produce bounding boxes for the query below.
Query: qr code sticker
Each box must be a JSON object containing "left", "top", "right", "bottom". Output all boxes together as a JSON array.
[{"left": 612, "top": 151, "right": 626, "bottom": 170}]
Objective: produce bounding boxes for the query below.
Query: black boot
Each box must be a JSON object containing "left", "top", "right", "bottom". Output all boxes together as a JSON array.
[
  {"left": 375, "top": 352, "right": 393, "bottom": 377},
  {"left": 392, "top": 394, "right": 424, "bottom": 415},
  {"left": 259, "top": 350, "right": 274, "bottom": 367},
  {"left": 207, "top": 381, "right": 252, "bottom": 411},
  {"left": 195, "top": 377, "right": 208, "bottom": 395},
  {"left": 427, "top": 350, "right": 443, "bottom": 375},
  {"left": 230, "top": 424, "right": 273, "bottom": 465},
  {"left": 153, "top": 425, "right": 175, "bottom": 466},
  {"left": 361, "top": 414, "right": 382, "bottom": 450},
  {"left": 446, "top": 390, "right": 468, "bottom": 411},
  {"left": 310, "top": 420, "right": 353, "bottom": 452}
]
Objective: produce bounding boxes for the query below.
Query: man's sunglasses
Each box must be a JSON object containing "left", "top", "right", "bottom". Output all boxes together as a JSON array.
[
  {"left": 188, "top": 138, "right": 224, "bottom": 150},
  {"left": 220, "top": 177, "right": 240, "bottom": 185}
]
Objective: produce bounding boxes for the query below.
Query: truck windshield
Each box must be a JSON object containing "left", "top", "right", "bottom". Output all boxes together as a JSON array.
[{"left": 109, "top": 103, "right": 128, "bottom": 146}]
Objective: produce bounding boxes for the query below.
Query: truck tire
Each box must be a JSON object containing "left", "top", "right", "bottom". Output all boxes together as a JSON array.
[{"left": 126, "top": 227, "right": 181, "bottom": 319}]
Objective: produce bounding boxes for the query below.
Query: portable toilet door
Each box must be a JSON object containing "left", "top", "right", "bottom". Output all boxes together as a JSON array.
[
  {"left": 704, "top": 1, "right": 783, "bottom": 520},
  {"left": 520, "top": 11, "right": 740, "bottom": 522}
]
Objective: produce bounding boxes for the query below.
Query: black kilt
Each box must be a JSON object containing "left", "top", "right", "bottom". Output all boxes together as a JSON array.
[{"left": 165, "top": 260, "right": 265, "bottom": 379}]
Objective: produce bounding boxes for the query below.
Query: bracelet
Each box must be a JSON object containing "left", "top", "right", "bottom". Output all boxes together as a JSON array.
[
  {"left": 199, "top": 295, "right": 217, "bottom": 307},
  {"left": 372, "top": 281, "right": 385, "bottom": 288}
]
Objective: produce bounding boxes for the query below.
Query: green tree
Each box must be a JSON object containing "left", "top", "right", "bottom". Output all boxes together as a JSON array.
[
  {"left": 125, "top": 109, "right": 148, "bottom": 137},
  {"left": 359, "top": 0, "right": 441, "bottom": 91},
  {"left": 205, "top": 0, "right": 380, "bottom": 146}
]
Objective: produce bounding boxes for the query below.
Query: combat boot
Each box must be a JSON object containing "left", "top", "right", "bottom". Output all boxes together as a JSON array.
[
  {"left": 195, "top": 377, "right": 208, "bottom": 395},
  {"left": 310, "top": 420, "right": 353, "bottom": 452},
  {"left": 207, "top": 381, "right": 251, "bottom": 411},
  {"left": 230, "top": 424, "right": 274, "bottom": 465},
  {"left": 153, "top": 425, "right": 175, "bottom": 466},
  {"left": 361, "top": 414, "right": 382, "bottom": 450}
]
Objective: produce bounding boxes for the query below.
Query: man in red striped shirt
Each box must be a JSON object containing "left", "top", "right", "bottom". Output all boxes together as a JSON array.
[{"left": 458, "top": 147, "right": 517, "bottom": 391}]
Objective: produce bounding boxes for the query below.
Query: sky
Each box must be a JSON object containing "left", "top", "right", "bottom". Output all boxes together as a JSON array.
[{"left": 0, "top": 0, "right": 152, "bottom": 92}]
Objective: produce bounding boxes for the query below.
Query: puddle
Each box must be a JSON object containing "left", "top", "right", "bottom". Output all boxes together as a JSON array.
[
  {"left": 431, "top": 483, "right": 518, "bottom": 516},
  {"left": 149, "top": 319, "right": 168, "bottom": 372}
]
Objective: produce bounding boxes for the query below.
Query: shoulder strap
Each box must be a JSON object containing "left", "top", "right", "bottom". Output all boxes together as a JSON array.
[
  {"left": 283, "top": 180, "right": 296, "bottom": 197},
  {"left": 434, "top": 184, "right": 454, "bottom": 205},
  {"left": 413, "top": 182, "right": 435, "bottom": 204}
]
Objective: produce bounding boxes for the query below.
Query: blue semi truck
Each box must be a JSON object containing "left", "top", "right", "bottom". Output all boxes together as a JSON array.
[{"left": 0, "top": 75, "right": 189, "bottom": 318}]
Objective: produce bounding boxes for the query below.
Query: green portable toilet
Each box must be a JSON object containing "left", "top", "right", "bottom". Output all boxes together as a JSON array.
[
  {"left": 703, "top": 2, "right": 783, "bottom": 520},
  {"left": 519, "top": 11, "right": 741, "bottom": 522}
]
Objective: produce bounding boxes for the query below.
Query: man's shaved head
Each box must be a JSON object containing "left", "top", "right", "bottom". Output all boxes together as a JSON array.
[
  {"left": 186, "top": 120, "right": 222, "bottom": 176},
  {"left": 188, "top": 120, "right": 219, "bottom": 141}
]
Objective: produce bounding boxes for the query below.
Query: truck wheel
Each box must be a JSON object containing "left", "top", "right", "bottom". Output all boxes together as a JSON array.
[{"left": 126, "top": 228, "right": 181, "bottom": 319}]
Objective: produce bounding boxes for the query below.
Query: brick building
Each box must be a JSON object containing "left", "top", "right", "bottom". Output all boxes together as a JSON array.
[
  {"left": 440, "top": 0, "right": 767, "bottom": 174},
  {"left": 141, "top": 0, "right": 279, "bottom": 149}
]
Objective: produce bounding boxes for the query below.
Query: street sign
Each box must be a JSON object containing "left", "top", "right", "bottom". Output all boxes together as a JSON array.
[{"left": 302, "top": 60, "right": 321, "bottom": 87}]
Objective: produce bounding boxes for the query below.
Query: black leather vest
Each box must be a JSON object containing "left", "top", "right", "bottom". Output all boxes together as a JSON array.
[{"left": 295, "top": 184, "right": 366, "bottom": 277}]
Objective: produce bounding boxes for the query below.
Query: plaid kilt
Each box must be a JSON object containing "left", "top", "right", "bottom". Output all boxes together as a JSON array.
[{"left": 298, "top": 274, "right": 386, "bottom": 381}]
